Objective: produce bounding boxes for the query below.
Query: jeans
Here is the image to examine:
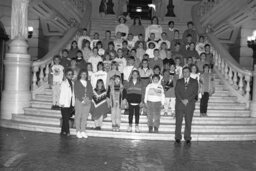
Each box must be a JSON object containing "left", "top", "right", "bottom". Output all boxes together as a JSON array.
[
  {"left": 200, "top": 92, "right": 209, "bottom": 113},
  {"left": 128, "top": 104, "right": 140, "bottom": 125},
  {"left": 111, "top": 101, "right": 121, "bottom": 127},
  {"left": 147, "top": 101, "right": 161, "bottom": 128},
  {"left": 75, "top": 99, "right": 91, "bottom": 132}
]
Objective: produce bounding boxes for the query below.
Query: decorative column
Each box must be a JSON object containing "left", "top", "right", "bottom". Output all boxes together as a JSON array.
[
  {"left": 250, "top": 65, "right": 256, "bottom": 117},
  {"left": 166, "top": 0, "right": 176, "bottom": 17},
  {"left": 1, "top": 0, "right": 31, "bottom": 120}
]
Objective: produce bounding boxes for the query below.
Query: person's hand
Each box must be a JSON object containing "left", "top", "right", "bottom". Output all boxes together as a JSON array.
[{"left": 182, "top": 99, "right": 188, "bottom": 106}]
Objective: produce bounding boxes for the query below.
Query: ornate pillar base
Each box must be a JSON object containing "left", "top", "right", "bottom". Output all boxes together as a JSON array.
[{"left": 1, "top": 37, "right": 31, "bottom": 120}]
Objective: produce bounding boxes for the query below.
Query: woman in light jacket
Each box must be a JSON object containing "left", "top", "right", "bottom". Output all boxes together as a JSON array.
[{"left": 59, "top": 68, "right": 75, "bottom": 136}]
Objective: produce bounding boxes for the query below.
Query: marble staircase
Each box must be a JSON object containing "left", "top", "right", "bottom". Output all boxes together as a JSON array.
[{"left": 1, "top": 74, "right": 256, "bottom": 141}]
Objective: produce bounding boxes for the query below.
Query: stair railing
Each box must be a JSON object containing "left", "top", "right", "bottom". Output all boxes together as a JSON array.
[
  {"left": 31, "top": 0, "right": 92, "bottom": 99},
  {"left": 192, "top": 1, "right": 253, "bottom": 109}
]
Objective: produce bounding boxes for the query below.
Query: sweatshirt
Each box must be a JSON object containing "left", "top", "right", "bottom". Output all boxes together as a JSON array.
[{"left": 144, "top": 83, "right": 165, "bottom": 105}]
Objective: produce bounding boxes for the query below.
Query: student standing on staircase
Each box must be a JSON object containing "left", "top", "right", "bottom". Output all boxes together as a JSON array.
[
  {"left": 175, "top": 66, "right": 198, "bottom": 145},
  {"left": 199, "top": 64, "right": 215, "bottom": 117},
  {"left": 59, "top": 68, "right": 75, "bottom": 136},
  {"left": 74, "top": 69, "right": 93, "bottom": 138},
  {"left": 125, "top": 70, "right": 143, "bottom": 133},
  {"left": 115, "top": 16, "right": 129, "bottom": 40},
  {"left": 51, "top": 55, "right": 64, "bottom": 110}
]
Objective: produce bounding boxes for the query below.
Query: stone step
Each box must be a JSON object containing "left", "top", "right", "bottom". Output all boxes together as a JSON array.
[
  {"left": 2, "top": 119, "right": 256, "bottom": 141},
  {"left": 30, "top": 100, "right": 246, "bottom": 110},
  {"left": 23, "top": 112, "right": 256, "bottom": 125},
  {"left": 24, "top": 107, "right": 250, "bottom": 118},
  {"left": 11, "top": 115, "right": 256, "bottom": 133}
]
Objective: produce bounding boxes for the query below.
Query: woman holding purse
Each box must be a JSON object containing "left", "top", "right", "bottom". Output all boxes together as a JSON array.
[{"left": 74, "top": 69, "right": 93, "bottom": 138}]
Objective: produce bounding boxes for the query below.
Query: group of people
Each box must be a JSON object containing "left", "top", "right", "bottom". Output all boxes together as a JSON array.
[{"left": 50, "top": 16, "right": 215, "bottom": 144}]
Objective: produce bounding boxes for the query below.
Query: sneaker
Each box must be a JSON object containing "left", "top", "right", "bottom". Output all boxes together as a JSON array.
[
  {"left": 135, "top": 126, "right": 140, "bottom": 133},
  {"left": 116, "top": 127, "right": 120, "bottom": 132},
  {"left": 81, "top": 132, "right": 88, "bottom": 138},
  {"left": 148, "top": 126, "right": 153, "bottom": 133},
  {"left": 127, "top": 125, "right": 132, "bottom": 132},
  {"left": 51, "top": 105, "right": 56, "bottom": 110},
  {"left": 76, "top": 131, "right": 82, "bottom": 138},
  {"left": 200, "top": 113, "right": 203, "bottom": 117}
]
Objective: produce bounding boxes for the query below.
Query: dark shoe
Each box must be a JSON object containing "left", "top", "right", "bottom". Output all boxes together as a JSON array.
[
  {"left": 66, "top": 133, "right": 70, "bottom": 136},
  {"left": 175, "top": 139, "right": 181, "bottom": 144},
  {"left": 51, "top": 105, "right": 56, "bottom": 110},
  {"left": 95, "top": 127, "right": 101, "bottom": 130},
  {"left": 186, "top": 140, "right": 191, "bottom": 145},
  {"left": 148, "top": 126, "right": 153, "bottom": 133},
  {"left": 60, "top": 132, "right": 66, "bottom": 136},
  {"left": 154, "top": 127, "right": 158, "bottom": 133}
]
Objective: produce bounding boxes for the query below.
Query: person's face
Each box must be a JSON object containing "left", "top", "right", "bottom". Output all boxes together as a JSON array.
[
  {"left": 205, "top": 46, "right": 210, "bottom": 52},
  {"left": 162, "top": 33, "right": 167, "bottom": 39},
  {"left": 204, "top": 66, "right": 209, "bottom": 73},
  {"left": 77, "top": 52, "right": 82, "bottom": 57},
  {"left": 191, "top": 66, "right": 197, "bottom": 73},
  {"left": 188, "top": 24, "right": 193, "bottom": 29},
  {"left": 154, "top": 68, "right": 160, "bottom": 74},
  {"left": 169, "top": 23, "right": 174, "bottom": 28},
  {"left": 122, "top": 43, "right": 128, "bottom": 48},
  {"left": 187, "top": 36, "right": 192, "bottom": 42},
  {"left": 87, "top": 65, "right": 92, "bottom": 71},
  {"left": 152, "top": 18, "right": 157, "bottom": 24},
  {"left": 188, "top": 58, "right": 193, "bottom": 64},
  {"left": 114, "top": 77, "right": 121, "bottom": 84},
  {"left": 109, "top": 44, "right": 114, "bottom": 50},
  {"left": 150, "top": 34, "right": 155, "bottom": 40},
  {"left": 82, "top": 30, "right": 87, "bottom": 36},
  {"left": 129, "top": 59, "right": 135, "bottom": 65},
  {"left": 152, "top": 77, "right": 159, "bottom": 83},
  {"left": 175, "top": 45, "right": 180, "bottom": 51},
  {"left": 154, "top": 51, "right": 159, "bottom": 57},
  {"left": 183, "top": 68, "right": 190, "bottom": 78},
  {"left": 106, "top": 31, "right": 111, "bottom": 38},
  {"left": 85, "top": 42, "right": 90, "bottom": 48},
  {"left": 72, "top": 42, "right": 77, "bottom": 48},
  {"left": 142, "top": 61, "right": 148, "bottom": 68},
  {"left": 139, "top": 35, "right": 143, "bottom": 40},
  {"left": 117, "top": 50, "right": 122, "bottom": 57},
  {"left": 112, "top": 64, "right": 117, "bottom": 70},
  {"left": 130, "top": 51, "right": 136, "bottom": 56},
  {"left": 132, "top": 71, "right": 138, "bottom": 79},
  {"left": 201, "top": 54, "right": 206, "bottom": 61},
  {"left": 71, "top": 60, "right": 76, "bottom": 66},
  {"left": 66, "top": 71, "right": 73, "bottom": 80},
  {"left": 116, "top": 32, "right": 121, "bottom": 39},
  {"left": 97, "top": 43, "right": 102, "bottom": 48},
  {"left": 128, "top": 34, "right": 133, "bottom": 40},
  {"left": 167, "top": 51, "right": 172, "bottom": 58},
  {"left": 164, "top": 63, "right": 170, "bottom": 70},
  {"left": 94, "top": 34, "right": 99, "bottom": 39},
  {"left": 98, "top": 81, "right": 103, "bottom": 89},
  {"left": 54, "top": 58, "right": 60, "bottom": 65},
  {"left": 93, "top": 49, "right": 98, "bottom": 55},
  {"left": 190, "top": 44, "right": 195, "bottom": 50},
  {"left": 175, "top": 59, "right": 180, "bottom": 65},
  {"left": 174, "top": 31, "right": 179, "bottom": 38},
  {"left": 80, "top": 72, "right": 87, "bottom": 80},
  {"left": 105, "top": 55, "right": 110, "bottom": 60},
  {"left": 98, "top": 64, "right": 103, "bottom": 71},
  {"left": 63, "top": 51, "right": 68, "bottom": 58},
  {"left": 149, "top": 44, "right": 154, "bottom": 49},
  {"left": 161, "top": 43, "right": 167, "bottom": 49},
  {"left": 199, "top": 37, "right": 204, "bottom": 43},
  {"left": 120, "top": 18, "right": 125, "bottom": 24}
]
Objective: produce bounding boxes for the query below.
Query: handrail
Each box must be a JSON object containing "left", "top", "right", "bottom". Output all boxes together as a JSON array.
[
  {"left": 192, "top": 1, "right": 252, "bottom": 108},
  {"left": 31, "top": 0, "right": 92, "bottom": 98}
]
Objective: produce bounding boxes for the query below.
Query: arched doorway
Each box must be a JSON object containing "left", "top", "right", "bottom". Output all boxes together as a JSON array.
[{"left": 0, "top": 21, "right": 9, "bottom": 100}]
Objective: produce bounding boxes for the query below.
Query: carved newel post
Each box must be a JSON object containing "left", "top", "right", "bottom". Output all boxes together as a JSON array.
[
  {"left": 1, "top": 0, "right": 31, "bottom": 120},
  {"left": 250, "top": 65, "right": 256, "bottom": 117},
  {"left": 166, "top": 0, "right": 176, "bottom": 17}
]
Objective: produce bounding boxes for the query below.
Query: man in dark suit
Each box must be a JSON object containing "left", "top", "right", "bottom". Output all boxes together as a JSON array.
[{"left": 175, "top": 66, "right": 198, "bottom": 145}]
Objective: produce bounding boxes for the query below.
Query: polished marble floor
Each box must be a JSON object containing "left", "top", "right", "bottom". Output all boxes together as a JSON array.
[{"left": 1, "top": 128, "right": 256, "bottom": 171}]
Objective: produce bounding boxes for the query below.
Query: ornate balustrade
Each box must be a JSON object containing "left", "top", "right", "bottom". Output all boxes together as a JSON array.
[
  {"left": 31, "top": 0, "right": 92, "bottom": 99},
  {"left": 192, "top": 2, "right": 253, "bottom": 109}
]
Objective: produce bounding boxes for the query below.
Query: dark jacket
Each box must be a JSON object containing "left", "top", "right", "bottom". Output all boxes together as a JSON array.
[
  {"left": 124, "top": 80, "right": 143, "bottom": 104},
  {"left": 175, "top": 77, "right": 198, "bottom": 110}
]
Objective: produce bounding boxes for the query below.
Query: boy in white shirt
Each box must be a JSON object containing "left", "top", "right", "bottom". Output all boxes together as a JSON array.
[
  {"left": 51, "top": 55, "right": 64, "bottom": 109},
  {"left": 144, "top": 74, "right": 165, "bottom": 133},
  {"left": 88, "top": 47, "right": 103, "bottom": 73},
  {"left": 123, "top": 56, "right": 137, "bottom": 84}
]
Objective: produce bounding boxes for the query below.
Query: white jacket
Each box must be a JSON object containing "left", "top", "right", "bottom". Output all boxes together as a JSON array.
[{"left": 59, "top": 79, "right": 75, "bottom": 107}]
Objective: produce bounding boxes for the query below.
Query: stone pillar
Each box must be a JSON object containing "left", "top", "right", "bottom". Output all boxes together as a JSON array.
[
  {"left": 250, "top": 65, "right": 256, "bottom": 117},
  {"left": 1, "top": 0, "right": 31, "bottom": 120}
]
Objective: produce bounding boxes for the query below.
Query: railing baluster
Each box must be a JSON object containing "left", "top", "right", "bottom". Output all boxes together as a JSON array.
[
  {"left": 245, "top": 75, "right": 251, "bottom": 100},
  {"left": 32, "top": 66, "right": 39, "bottom": 90},
  {"left": 233, "top": 71, "right": 238, "bottom": 89},
  {"left": 38, "top": 64, "right": 45, "bottom": 86},
  {"left": 238, "top": 73, "right": 244, "bottom": 95},
  {"left": 228, "top": 67, "right": 233, "bottom": 85}
]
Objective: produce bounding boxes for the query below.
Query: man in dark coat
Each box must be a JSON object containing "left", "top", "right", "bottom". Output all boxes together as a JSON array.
[{"left": 175, "top": 66, "right": 198, "bottom": 145}]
